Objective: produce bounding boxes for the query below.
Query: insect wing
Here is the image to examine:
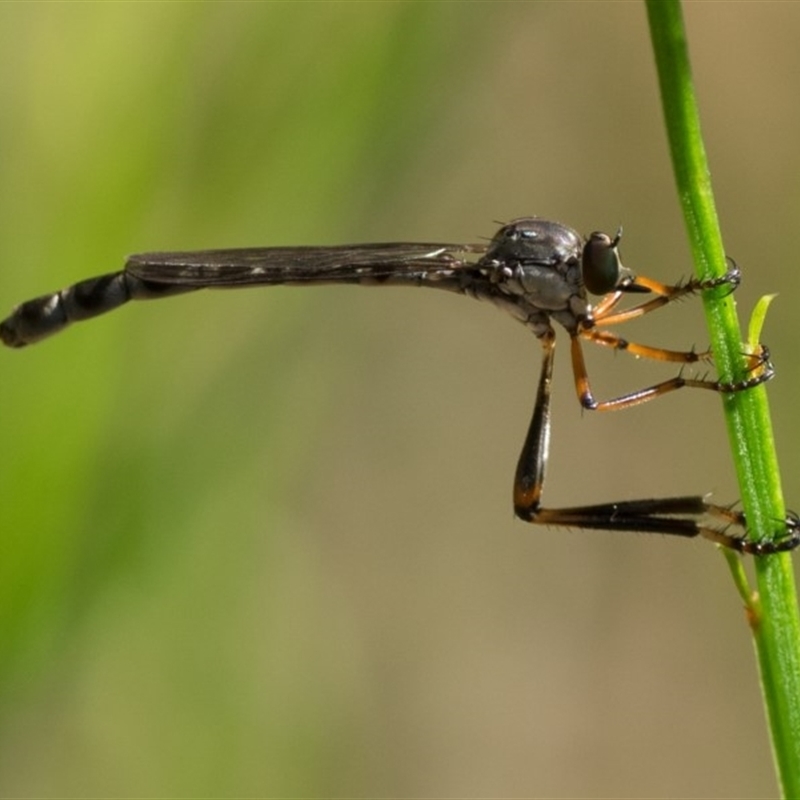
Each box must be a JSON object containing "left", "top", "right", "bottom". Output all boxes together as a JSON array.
[{"left": 126, "top": 243, "right": 479, "bottom": 287}]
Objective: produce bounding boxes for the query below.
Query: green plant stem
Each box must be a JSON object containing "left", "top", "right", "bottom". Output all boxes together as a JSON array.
[{"left": 646, "top": 1, "right": 800, "bottom": 795}]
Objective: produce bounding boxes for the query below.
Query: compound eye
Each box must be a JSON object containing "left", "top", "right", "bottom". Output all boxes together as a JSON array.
[{"left": 582, "top": 231, "right": 622, "bottom": 295}]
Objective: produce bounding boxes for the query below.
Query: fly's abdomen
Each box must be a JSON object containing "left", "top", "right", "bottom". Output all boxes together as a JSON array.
[{"left": 0, "top": 272, "right": 196, "bottom": 347}]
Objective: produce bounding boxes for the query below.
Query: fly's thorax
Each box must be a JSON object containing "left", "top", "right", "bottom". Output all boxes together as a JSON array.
[
  {"left": 478, "top": 247, "right": 586, "bottom": 313},
  {"left": 513, "top": 261, "right": 584, "bottom": 311},
  {"left": 479, "top": 216, "right": 585, "bottom": 310},
  {"left": 485, "top": 217, "right": 583, "bottom": 266},
  {"left": 472, "top": 216, "right": 591, "bottom": 337}
]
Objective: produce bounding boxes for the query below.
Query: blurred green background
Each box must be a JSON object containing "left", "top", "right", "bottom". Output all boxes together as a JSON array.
[{"left": 1, "top": 3, "right": 799, "bottom": 797}]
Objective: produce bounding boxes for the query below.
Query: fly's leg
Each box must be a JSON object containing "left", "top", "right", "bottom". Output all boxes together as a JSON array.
[
  {"left": 582, "top": 261, "right": 766, "bottom": 390},
  {"left": 513, "top": 336, "right": 799, "bottom": 554},
  {"left": 573, "top": 257, "right": 768, "bottom": 409},
  {"left": 0, "top": 273, "right": 199, "bottom": 348},
  {"left": 521, "top": 496, "right": 800, "bottom": 555},
  {"left": 700, "top": 504, "right": 800, "bottom": 555},
  {"left": 512, "top": 330, "right": 556, "bottom": 517},
  {"left": 582, "top": 328, "right": 712, "bottom": 364},
  {"left": 593, "top": 260, "right": 741, "bottom": 328},
  {"left": 579, "top": 327, "right": 771, "bottom": 386},
  {"left": 569, "top": 334, "right": 773, "bottom": 412}
]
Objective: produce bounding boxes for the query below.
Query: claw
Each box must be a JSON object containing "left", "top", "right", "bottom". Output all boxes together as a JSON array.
[
  {"left": 735, "top": 511, "right": 800, "bottom": 555},
  {"left": 691, "top": 258, "right": 741, "bottom": 296},
  {"left": 714, "top": 343, "right": 774, "bottom": 392}
]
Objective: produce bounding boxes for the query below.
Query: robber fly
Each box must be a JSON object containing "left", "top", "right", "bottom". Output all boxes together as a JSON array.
[{"left": 2, "top": 217, "right": 796, "bottom": 554}]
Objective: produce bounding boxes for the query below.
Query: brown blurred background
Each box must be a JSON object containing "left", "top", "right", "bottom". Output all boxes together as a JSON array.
[{"left": 0, "top": 3, "right": 798, "bottom": 797}]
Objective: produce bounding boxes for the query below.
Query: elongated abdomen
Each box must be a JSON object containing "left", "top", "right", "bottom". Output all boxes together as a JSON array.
[{"left": 0, "top": 272, "right": 196, "bottom": 347}]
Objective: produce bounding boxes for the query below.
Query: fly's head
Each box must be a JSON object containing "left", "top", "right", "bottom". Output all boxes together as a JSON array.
[{"left": 581, "top": 229, "right": 634, "bottom": 295}]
